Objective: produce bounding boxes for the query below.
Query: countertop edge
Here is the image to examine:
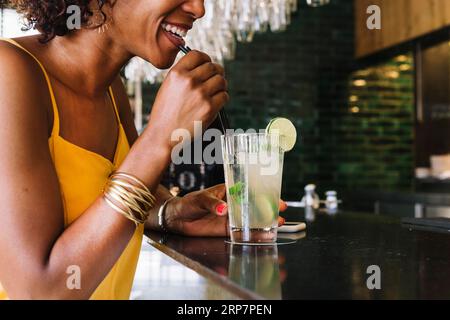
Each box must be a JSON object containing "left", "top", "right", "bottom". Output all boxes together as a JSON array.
[{"left": 144, "top": 235, "right": 268, "bottom": 300}]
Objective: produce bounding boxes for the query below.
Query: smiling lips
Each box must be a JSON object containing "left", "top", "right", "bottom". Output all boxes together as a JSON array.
[{"left": 161, "top": 22, "right": 190, "bottom": 48}]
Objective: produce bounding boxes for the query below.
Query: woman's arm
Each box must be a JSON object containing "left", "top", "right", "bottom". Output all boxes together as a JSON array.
[
  {"left": 110, "top": 77, "right": 229, "bottom": 234},
  {"left": 110, "top": 77, "right": 174, "bottom": 230},
  {"left": 0, "top": 45, "right": 172, "bottom": 300},
  {"left": 0, "top": 46, "right": 227, "bottom": 299}
]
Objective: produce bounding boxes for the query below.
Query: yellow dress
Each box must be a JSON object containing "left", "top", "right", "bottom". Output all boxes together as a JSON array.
[{"left": 0, "top": 38, "right": 143, "bottom": 300}]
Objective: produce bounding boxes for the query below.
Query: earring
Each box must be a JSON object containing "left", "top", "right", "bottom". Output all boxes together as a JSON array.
[
  {"left": 98, "top": 20, "right": 110, "bottom": 34},
  {"left": 86, "top": 9, "right": 113, "bottom": 34}
]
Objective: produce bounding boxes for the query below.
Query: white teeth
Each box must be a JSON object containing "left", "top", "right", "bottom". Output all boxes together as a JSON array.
[{"left": 162, "top": 23, "right": 187, "bottom": 38}]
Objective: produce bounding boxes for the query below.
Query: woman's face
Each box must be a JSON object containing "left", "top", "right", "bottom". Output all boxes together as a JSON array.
[{"left": 110, "top": 0, "right": 205, "bottom": 68}]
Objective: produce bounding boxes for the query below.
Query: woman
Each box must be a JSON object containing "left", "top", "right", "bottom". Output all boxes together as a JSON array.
[{"left": 0, "top": 0, "right": 286, "bottom": 300}]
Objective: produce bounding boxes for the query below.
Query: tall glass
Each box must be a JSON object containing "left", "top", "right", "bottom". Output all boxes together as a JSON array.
[{"left": 221, "top": 133, "right": 285, "bottom": 244}]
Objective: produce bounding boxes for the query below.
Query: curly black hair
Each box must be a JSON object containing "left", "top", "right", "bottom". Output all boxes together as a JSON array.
[{"left": 4, "top": 0, "right": 109, "bottom": 43}]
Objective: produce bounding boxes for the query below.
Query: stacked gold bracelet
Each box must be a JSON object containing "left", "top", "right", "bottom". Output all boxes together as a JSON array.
[{"left": 103, "top": 172, "right": 156, "bottom": 227}]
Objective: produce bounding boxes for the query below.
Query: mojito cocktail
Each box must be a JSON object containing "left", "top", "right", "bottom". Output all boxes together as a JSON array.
[{"left": 222, "top": 133, "right": 284, "bottom": 243}]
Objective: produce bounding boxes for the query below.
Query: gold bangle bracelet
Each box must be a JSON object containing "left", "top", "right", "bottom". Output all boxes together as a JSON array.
[
  {"left": 108, "top": 181, "right": 154, "bottom": 212},
  {"left": 107, "top": 182, "right": 151, "bottom": 222},
  {"left": 104, "top": 187, "right": 148, "bottom": 226},
  {"left": 106, "top": 184, "right": 147, "bottom": 219},
  {"left": 109, "top": 172, "right": 155, "bottom": 202},
  {"left": 111, "top": 177, "right": 156, "bottom": 203},
  {"left": 109, "top": 174, "right": 156, "bottom": 210},
  {"left": 103, "top": 172, "right": 156, "bottom": 227},
  {"left": 104, "top": 195, "right": 143, "bottom": 227},
  {"left": 110, "top": 179, "right": 155, "bottom": 209},
  {"left": 112, "top": 172, "right": 155, "bottom": 199}
]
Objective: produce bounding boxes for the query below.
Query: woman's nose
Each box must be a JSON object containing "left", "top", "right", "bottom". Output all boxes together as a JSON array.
[{"left": 181, "top": 0, "right": 206, "bottom": 19}]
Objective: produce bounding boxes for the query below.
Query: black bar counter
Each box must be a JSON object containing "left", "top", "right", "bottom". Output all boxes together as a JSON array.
[{"left": 144, "top": 208, "right": 450, "bottom": 299}]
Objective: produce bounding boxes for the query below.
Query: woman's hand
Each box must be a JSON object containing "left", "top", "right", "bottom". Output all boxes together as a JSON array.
[
  {"left": 164, "top": 184, "right": 288, "bottom": 237},
  {"left": 145, "top": 50, "right": 229, "bottom": 149},
  {"left": 165, "top": 184, "right": 228, "bottom": 237},
  {"left": 120, "top": 51, "right": 228, "bottom": 187}
]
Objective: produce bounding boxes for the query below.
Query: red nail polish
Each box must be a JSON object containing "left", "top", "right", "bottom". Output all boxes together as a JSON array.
[
  {"left": 216, "top": 203, "right": 227, "bottom": 216},
  {"left": 279, "top": 200, "right": 288, "bottom": 211}
]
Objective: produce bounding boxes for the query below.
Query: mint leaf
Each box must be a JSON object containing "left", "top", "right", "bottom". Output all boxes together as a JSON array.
[{"left": 229, "top": 182, "right": 245, "bottom": 205}]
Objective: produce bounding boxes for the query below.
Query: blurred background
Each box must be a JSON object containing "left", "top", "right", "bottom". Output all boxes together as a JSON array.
[{"left": 3, "top": 0, "right": 450, "bottom": 218}]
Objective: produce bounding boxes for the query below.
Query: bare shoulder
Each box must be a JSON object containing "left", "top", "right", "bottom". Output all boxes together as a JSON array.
[
  {"left": 0, "top": 39, "right": 57, "bottom": 204},
  {"left": 0, "top": 39, "right": 46, "bottom": 84},
  {"left": 0, "top": 39, "right": 52, "bottom": 131},
  {"left": 0, "top": 39, "right": 51, "bottom": 142}
]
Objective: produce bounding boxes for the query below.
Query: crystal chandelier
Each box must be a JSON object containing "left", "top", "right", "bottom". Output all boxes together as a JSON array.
[{"left": 125, "top": 0, "right": 330, "bottom": 84}]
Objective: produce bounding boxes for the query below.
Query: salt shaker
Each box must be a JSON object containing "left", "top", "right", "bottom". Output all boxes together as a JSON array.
[
  {"left": 325, "top": 191, "right": 338, "bottom": 212},
  {"left": 303, "top": 184, "right": 320, "bottom": 209}
]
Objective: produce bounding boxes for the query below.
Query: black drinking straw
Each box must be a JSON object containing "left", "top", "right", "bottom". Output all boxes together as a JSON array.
[
  {"left": 178, "top": 45, "right": 191, "bottom": 54},
  {"left": 178, "top": 45, "right": 231, "bottom": 133}
]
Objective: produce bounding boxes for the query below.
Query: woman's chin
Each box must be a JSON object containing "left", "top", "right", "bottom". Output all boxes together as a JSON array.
[{"left": 150, "top": 55, "right": 178, "bottom": 70}]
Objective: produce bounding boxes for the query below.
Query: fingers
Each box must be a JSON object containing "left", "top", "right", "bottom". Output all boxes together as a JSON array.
[
  {"left": 204, "top": 184, "right": 226, "bottom": 199},
  {"left": 216, "top": 202, "right": 228, "bottom": 216},
  {"left": 176, "top": 50, "right": 212, "bottom": 71},
  {"left": 192, "top": 62, "right": 225, "bottom": 82},
  {"left": 211, "top": 91, "right": 230, "bottom": 110},
  {"left": 278, "top": 200, "right": 287, "bottom": 226},
  {"left": 279, "top": 199, "right": 288, "bottom": 212},
  {"left": 204, "top": 74, "right": 228, "bottom": 96},
  {"left": 199, "top": 193, "right": 228, "bottom": 217}
]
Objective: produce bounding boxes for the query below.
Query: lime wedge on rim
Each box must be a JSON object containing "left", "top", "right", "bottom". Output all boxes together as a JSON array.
[{"left": 266, "top": 117, "right": 297, "bottom": 152}]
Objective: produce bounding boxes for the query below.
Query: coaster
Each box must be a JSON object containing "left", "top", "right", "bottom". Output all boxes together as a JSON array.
[{"left": 225, "top": 238, "right": 297, "bottom": 246}]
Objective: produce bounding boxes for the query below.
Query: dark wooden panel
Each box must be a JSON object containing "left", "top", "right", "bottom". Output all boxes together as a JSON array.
[
  {"left": 355, "top": 0, "right": 450, "bottom": 58},
  {"left": 416, "top": 39, "right": 450, "bottom": 167}
]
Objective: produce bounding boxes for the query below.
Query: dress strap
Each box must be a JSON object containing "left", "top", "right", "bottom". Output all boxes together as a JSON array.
[
  {"left": 108, "top": 86, "right": 121, "bottom": 125},
  {"left": 0, "top": 38, "right": 60, "bottom": 137}
]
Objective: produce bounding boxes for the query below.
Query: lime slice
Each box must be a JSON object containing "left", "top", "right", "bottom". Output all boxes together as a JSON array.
[
  {"left": 266, "top": 117, "right": 297, "bottom": 152},
  {"left": 255, "top": 195, "right": 278, "bottom": 226}
]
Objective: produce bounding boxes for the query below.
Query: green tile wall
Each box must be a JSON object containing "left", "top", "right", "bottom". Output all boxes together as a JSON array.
[
  {"left": 223, "top": 1, "right": 415, "bottom": 198},
  {"left": 224, "top": 0, "right": 356, "bottom": 199},
  {"left": 339, "top": 55, "right": 415, "bottom": 192}
]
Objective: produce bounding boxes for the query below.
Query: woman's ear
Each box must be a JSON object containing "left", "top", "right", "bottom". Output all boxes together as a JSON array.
[{"left": 85, "top": 0, "right": 114, "bottom": 32}]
